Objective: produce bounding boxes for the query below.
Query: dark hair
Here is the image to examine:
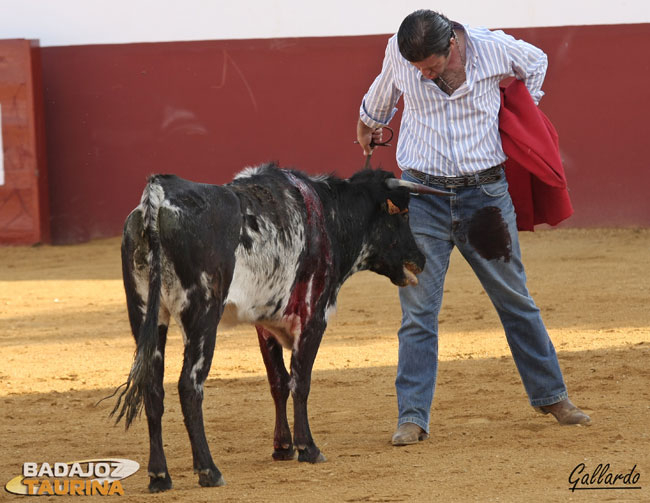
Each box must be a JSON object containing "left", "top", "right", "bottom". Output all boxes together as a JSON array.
[{"left": 397, "top": 10, "right": 454, "bottom": 62}]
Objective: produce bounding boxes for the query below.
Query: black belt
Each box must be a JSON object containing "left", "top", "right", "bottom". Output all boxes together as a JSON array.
[{"left": 407, "top": 165, "right": 504, "bottom": 188}]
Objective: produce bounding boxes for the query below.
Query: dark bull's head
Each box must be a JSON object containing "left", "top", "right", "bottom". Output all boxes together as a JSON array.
[{"left": 349, "top": 170, "right": 452, "bottom": 287}]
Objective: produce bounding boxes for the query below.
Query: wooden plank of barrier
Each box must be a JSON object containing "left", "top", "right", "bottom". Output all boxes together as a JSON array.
[{"left": 0, "top": 39, "right": 50, "bottom": 245}]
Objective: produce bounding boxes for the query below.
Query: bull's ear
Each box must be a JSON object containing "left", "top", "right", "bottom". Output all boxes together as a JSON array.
[{"left": 386, "top": 199, "right": 408, "bottom": 215}]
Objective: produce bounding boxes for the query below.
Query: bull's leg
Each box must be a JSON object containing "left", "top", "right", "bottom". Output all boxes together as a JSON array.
[
  {"left": 177, "top": 304, "right": 225, "bottom": 488},
  {"left": 143, "top": 318, "right": 173, "bottom": 493},
  {"left": 256, "top": 326, "right": 295, "bottom": 460},
  {"left": 290, "top": 318, "right": 327, "bottom": 463}
]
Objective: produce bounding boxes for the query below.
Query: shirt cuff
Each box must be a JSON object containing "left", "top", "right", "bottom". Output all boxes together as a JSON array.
[
  {"left": 530, "top": 89, "right": 545, "bottom": 105},
  {"left": 359, "top": 99, "right": 398, "bottom": 129}
]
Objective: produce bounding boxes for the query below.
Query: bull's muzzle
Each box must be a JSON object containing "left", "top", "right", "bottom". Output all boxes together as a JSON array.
[{"left": 402, "top": 261, "right": 422, "bottom": 286}]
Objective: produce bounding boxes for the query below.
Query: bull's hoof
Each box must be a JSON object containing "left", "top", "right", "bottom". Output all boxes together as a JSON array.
[
  {"left": 148, "top": 474, "right": 173, "bottom": 493},
  {"left": 198, "top": 468, "right": 226, "bottom": 487},
  {"left": 297, "top": 446, "right": 327, "bottom": 463},
  {"left": 272, "top": 446, "right": 297, "bottom": 461}
]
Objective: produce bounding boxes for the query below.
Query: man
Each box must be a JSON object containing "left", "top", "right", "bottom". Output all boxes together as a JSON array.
[{"left": 356, "top": 10, "right": 591, "bottom": 446}]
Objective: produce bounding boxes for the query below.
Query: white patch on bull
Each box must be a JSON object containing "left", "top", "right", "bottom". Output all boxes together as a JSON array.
[
  {"left": 190, "top": 337, "right": 205, "bottom": 393},
  {"left": 135, "top": 248, "right": 191, "bottom": 346},
  {"left": 157, "top": 251, "right": 194, "bottom": 345},
  {"left": 224, "top": 198, "right": 305, "bottom": 328},
  {"left": 163, "top": 281, "right": 193, "bottom": 320},
  {"left": 200, "top": 271, "right": 213, "bottom": 304},
  {"left": 304, "top": 275, "right": 314, "bottom": 319},
  {"left": 233, "top": 165, "right": 263, "bottom": 180},
  {"left": 159, "top": 249, "right": 193, "bottom": 313},
  {"left": 324, "top": 302, "right": 337, "bottom": 322},
  {"left": 154, "top": 349, "right": 163, "bottom": 361},
  {"left": 161, "top": 198, "right": 182, "bottom": 218},
  {"left": 349, "top": 242, "right": 371, "bottom": 276}
]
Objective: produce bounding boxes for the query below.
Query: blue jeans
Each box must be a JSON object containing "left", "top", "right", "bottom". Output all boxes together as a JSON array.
[{"left": 396, "top": 170, "right": 568, "bottom": 433}]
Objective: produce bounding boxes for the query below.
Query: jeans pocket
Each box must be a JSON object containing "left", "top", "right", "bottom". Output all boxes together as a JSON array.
[{"left": 479, "top": 176, "right": 509, "bottom": 198}]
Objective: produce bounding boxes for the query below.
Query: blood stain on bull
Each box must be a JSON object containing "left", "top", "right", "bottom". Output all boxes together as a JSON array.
[{"left": 467, "top": 206, "right": 512, "bottom": 262}]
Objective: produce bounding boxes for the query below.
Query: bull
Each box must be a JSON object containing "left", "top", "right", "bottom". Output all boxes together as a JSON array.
[{"left": 112, "top": 163, "right": 450, "bottom": 491}]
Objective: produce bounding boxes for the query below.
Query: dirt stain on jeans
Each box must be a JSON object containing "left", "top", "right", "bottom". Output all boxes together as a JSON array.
[{"left": 467, "top": 206, "right": 512, "bottom": 262}]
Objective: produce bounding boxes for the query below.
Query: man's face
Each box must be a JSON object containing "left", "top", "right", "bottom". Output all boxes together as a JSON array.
[{"left": 410, "top": 40, "right": 454, "bottom": 80}]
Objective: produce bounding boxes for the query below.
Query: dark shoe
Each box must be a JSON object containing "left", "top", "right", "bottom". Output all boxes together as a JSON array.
[
  {"left": 391, "top": 422, "right": 429, "bottom": 446},
  {"left": 536, "top": 398, "right": 592, "bottom": 426}
]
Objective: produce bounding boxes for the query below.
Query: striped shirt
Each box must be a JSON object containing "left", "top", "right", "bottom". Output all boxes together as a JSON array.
[{"left": 360, "top": 25, "right": 548, "bottom": 177}]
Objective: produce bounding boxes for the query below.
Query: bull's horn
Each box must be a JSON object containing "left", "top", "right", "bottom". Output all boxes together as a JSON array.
[{"left": 385, "top": 178, "right": 454, "bottom": 196}]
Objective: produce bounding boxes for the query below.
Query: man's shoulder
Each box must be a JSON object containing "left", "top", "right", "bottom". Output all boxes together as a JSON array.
[
  {"left": 466, "top": 25, "right": 510, "bottom": 47},
  {"left": 465, "top": 25, "right": 524, "bottom": 63},
  {"left": 386, "top": 33, "right": 399, "bottom": 51},
  {"left": 385, "top": 34, "right": 408, "bottom": 65}
]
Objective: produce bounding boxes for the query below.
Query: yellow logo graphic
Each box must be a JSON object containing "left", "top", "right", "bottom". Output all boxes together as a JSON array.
[{"left": 4, "top": 459, "right": 139, "bottom": 496}]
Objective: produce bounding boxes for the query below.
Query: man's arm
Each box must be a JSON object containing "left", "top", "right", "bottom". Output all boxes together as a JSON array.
[
  {"left": 357, "top": 36, "right": 403, "bottom": 154},
  {"left": 491, "top": 29, "right": 548, "bottom": 104}
]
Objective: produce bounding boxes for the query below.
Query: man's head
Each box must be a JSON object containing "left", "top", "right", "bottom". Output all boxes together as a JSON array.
[{"left": 397, "top": 10, "right": 456, "bottom": 80}]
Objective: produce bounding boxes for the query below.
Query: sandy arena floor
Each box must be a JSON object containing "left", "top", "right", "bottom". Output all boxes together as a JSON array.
[{"left": 1, "top": 228, "right": 649, "bottom": 502}]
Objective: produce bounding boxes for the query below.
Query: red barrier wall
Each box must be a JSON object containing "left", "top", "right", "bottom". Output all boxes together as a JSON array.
[{"left": 32, "top": 24, "right": 650, "bottom": 243}]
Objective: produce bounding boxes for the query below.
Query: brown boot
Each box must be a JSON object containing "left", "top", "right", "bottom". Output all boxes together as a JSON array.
[
  {"left": 536, "top": 398, "right": 592, "bottom": 426},
  {"left": 391, "top": 422, "right": 429, "bottom": 446}
]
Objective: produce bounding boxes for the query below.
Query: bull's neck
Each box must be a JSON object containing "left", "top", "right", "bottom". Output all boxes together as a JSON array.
[{"left": 315, "top": 181, "right": 375, "bottom": 282}]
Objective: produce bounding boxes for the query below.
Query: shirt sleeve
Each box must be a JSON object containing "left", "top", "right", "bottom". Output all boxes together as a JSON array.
[
  {"left": 359, "top": 36, "right": 403, "bottom": 128},
  {"left": 492, "top": 29, "right": 548, "bottom": 105}
]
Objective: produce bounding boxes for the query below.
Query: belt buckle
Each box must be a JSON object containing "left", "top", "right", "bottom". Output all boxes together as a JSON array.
[{"left": 446, "top": 175, "right": 471, "bottom": 188}]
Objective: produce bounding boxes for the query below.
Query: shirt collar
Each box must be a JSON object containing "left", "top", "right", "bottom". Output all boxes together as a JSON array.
[{"left": 457, "top": 23, "right": 478, "bottom": 68}]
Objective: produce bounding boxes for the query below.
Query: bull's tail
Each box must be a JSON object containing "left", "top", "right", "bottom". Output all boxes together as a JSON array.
[{"left": 111, "top": 177, "right": 165, "bottom": 429}]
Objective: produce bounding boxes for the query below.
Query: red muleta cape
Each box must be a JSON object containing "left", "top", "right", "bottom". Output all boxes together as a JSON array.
[{"left": 499, "top": 79, "right": 573, "bottom": 231}]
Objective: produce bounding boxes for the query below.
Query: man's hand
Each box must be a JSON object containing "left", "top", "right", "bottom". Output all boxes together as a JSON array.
[{"left": 356, "top": 119, "right": 384, "bottom": 156}]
